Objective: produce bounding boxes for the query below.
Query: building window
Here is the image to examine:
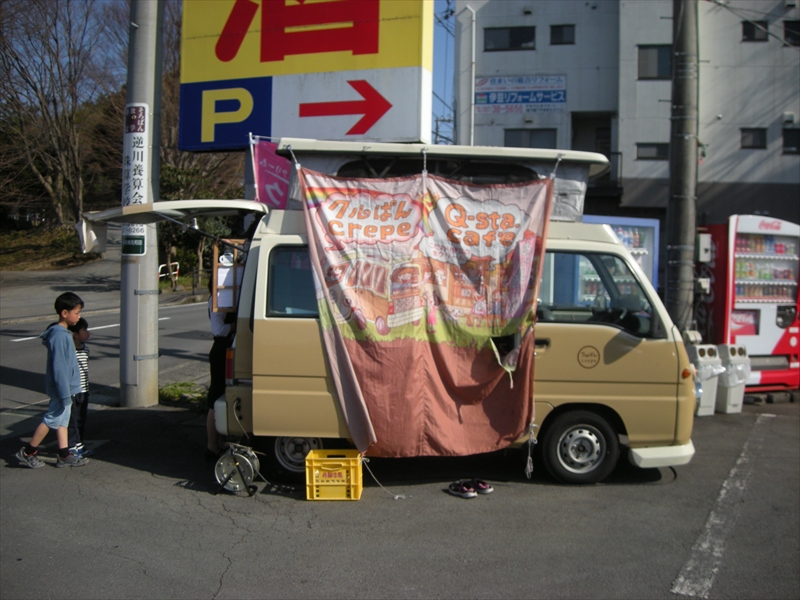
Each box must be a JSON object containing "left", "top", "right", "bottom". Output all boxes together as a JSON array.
[
  {"left": 638, "top": 45, "right": 671, "bottom": 80},
  {"left": 783, "top": 129, "right": 800, "bottom": 154},
  {"left": 742, "top": 21, "right": 768, "bottom": 42},
  {"left": 785, "top": 21, "right": 800, "bottom": 46},
  {"left": 484, "top": 27, "right": 535, "bottom": 51},
  {"left": 505, "top": 129, "right": 558, "bottom": 149},
  {"left": 741, "top": 128, "right": 767, "bottom": 149},
  {"left": 551, "top": 24, "right": 575, "bottom": 45},
  {"left": 636, "top": 143, "right": 669, "bottom": 160}
]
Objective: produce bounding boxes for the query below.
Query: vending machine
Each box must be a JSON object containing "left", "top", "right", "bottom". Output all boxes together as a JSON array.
[
  {"left": 696, "top": 215, "right": 800, "bottom": 392},
  {"left": 582, "top": 215, "right": 660, "bottom": 288}
]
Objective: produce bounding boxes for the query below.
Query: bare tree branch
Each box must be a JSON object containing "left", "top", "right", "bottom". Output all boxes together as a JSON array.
[{"left": 0, "top": 0, "right": 123, "bottom": 224}]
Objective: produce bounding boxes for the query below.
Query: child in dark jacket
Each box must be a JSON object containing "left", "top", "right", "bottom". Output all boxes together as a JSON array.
[{"left": 16, "top": 292, "right": 89, "bottom": 468}]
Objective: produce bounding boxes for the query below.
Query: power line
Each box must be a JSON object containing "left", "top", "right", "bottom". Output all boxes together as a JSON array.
[{"left": 708, "top": 0, "right": 800, "bottom": 50}]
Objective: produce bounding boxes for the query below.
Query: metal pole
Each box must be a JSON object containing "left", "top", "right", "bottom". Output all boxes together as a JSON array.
[
  {"left": 120, "top": 0, "right": 163, "bottom": 407},
  {"left": 467, "top": 6, "right": 476, "bottom": 146},
  {"left": 666, "top": 0, "right": 698, "bottom": 332}
]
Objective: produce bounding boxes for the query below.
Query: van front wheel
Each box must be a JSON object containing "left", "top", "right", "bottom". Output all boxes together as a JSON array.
[
  {"left": 541, "top": 411, "right": 619, "bottom": 484},
  {"left": 259, "top": 436, "right": 322, "bottom": 483}
]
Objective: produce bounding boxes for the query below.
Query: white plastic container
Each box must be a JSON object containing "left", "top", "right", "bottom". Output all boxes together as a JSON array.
[
  {"left": 715, "top": 345, "right": 751, "bottom": 414},
  {"left": 686, "top": 344, "right": 725, "bottom": 417}
]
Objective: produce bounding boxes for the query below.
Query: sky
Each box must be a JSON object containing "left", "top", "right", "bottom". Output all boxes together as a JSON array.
[{"left": 433, "top": 0, "right": 456, "bottom": 143}]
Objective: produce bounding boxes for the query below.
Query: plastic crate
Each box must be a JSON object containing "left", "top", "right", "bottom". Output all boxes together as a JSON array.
[{"left": 305, "top": 449, "right": 363, "bottom": 501}]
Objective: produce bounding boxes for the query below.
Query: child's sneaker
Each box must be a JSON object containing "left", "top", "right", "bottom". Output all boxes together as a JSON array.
[
  {"left": 57, "top": 452, "right": 89, "bottom": 468},
  {"left": 73, "top": 443, "right": 94, "bottom": 458},
  {"left": 16, "top": 447, "right": 45, "bottom": 469}
]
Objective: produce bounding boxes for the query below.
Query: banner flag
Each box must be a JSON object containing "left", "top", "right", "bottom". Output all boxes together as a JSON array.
[
  {"left": 301, "top": 169, "right": 553, "bottom": 457},
  {"left": 251, "top": 138, "right": 292, "bottom": 208}
]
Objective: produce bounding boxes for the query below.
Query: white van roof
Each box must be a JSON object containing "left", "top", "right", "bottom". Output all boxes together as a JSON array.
[{"left": 275, "top": 138, "right": 610, "bottom": 179}]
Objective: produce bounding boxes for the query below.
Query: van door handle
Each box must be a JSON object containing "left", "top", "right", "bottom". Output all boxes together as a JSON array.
[{"left": 535, "top": 338, "right": 550, "bottom": 348}]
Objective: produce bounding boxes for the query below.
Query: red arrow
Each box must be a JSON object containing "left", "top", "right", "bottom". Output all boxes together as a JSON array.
[{"left": 298, "top": 80, "right": 392, "bottom": 135}]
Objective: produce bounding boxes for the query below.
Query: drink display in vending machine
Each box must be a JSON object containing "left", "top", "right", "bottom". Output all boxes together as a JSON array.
[
  {"left": 696, "top": 215, "right": 800, "bottom": 393},
  {"left": 582, "top": 216, "right": 660, "bottom": 288}
]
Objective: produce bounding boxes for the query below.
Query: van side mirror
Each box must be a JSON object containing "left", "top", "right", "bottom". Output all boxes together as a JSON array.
[{"left": 649, "top": 310, "right": 666, "bottom": 339}]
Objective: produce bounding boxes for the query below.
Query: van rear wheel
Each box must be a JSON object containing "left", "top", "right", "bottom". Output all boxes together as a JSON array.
[
  {"left": 541, "top": 410, "right": 619, "bottom": 484},
  {"left": 258, "top": 436, "right": 322, "bottom": 484}
]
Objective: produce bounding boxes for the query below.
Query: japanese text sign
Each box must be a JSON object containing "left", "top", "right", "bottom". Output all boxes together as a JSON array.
[
  {"left": 122, "top": 104, "right": 150, "bottom": 207},
  {"left": 180, "top": 0, "right": 433, "bottom": 151},
  {"left": 251, "top": 138, "right": 292, "bottom": 208},
  {"left": 300, "top": 168, "right": 553, "bottom": 457},
  {"left": 475, "top": 76, "right": 567, "bottom": 114},
  {"left": 182, "top": 0, "right": 432, "bottom": 83}
]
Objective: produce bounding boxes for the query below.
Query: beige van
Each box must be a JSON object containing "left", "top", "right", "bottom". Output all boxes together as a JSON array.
[{"left": 83, "top": 139, "right": 696, "bottom": 485}]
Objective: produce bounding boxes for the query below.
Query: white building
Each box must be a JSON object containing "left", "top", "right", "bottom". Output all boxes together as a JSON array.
[{"left": 454, "top": 0, "right": 800, "bottom": 225}]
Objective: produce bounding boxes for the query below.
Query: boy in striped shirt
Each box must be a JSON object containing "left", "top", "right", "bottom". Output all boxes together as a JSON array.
[{"left": 68, "top": 318, "right": 93, "bottom": 458}]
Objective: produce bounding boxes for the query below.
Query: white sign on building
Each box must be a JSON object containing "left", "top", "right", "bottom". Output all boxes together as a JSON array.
[{"left": 475, "top": 76, "right": 567, "bottom": 114}]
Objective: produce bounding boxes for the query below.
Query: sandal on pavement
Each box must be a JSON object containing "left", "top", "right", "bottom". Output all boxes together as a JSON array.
[
  {"left": 471, "top": 479, "right": 494, "bottom": 494},
  {"left": 447, "top": 480, "right": 477, "bottom": 499}
]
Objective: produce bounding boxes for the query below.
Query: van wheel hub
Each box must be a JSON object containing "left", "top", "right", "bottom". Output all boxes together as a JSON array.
[
  {"left": 274, "top": 437, "right": 321, "bottom": 473},
  {"left": 557, "top": 426, "right": 604, "bottom": 474}
]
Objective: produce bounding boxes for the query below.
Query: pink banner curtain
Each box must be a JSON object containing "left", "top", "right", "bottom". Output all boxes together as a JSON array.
[{"left": 301, "top": 169, "right": 553, "bottom": 457}]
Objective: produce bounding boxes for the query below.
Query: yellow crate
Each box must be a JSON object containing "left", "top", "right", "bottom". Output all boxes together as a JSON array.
[{"left": 305, "top": 449, "right": 363, "bottom": 501}]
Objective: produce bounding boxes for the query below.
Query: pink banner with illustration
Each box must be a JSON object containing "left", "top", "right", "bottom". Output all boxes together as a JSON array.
[
  {"left": 301, "top": 169, "right": 554, "bottom": 457},
  {"left": 251, "top": 139, "right": 292, "bottom": 208}
]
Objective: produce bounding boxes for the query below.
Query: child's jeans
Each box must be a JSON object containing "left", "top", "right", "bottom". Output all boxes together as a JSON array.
[{"left": 67, "top": 392, "right": 89, "bottom": 448}]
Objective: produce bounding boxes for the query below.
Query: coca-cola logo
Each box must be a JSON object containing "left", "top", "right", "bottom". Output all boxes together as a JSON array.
[
  {"left": 758, "top": 220, "right": 782, "bottom": 231},
  {"left": 731, "top": 312, "right": 755, "bottom": 326}
]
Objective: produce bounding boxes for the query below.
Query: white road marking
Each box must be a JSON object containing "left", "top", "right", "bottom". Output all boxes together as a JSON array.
[
  {"left": 11, "top": 317, "right": 171, "bottom": 341},
  {"left": 671, "top": 413, "right": 776, "bottom": 598},
  {"left": 1, "top": 397, "right": 51, "bottom": 414}
]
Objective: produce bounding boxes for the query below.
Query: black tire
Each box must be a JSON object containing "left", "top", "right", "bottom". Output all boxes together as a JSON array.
[
  {"left": 540, "top": 410, "right": 620, "bottom": 484},
  {"left": 255, "top": 436, "right": 323, "bottom": 484}
]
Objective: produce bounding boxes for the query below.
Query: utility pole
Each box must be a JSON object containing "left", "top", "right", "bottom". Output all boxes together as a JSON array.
[
  {"left": 120, "top": 0, "right": 163, "bottom": 407},
  {"left": 666, "top": 0, "right": 698, "bottom": 332}
]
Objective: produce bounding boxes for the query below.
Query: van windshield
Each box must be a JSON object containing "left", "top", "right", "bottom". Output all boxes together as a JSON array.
[{"left": 537, "top": 251, "right": 656, "bottom": 337}]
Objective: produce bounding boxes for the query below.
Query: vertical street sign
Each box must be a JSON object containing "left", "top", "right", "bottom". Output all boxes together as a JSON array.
[
  {"left": 180, "top": 0, "right": 433, "bottom": 150},
  {"left": 121, "top": 104, "right": 150, "bottom": 255}
]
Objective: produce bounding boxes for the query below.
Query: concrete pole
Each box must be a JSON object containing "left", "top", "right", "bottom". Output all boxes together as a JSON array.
[
  {"left": 467, "top": 5, "right": 476, "bottom": 146},
  {"left": 666, "top": 0, "right": 698, "bottom": 332},
  {"left": 120, "top": 0, "right": 163, "bottom": 407}
]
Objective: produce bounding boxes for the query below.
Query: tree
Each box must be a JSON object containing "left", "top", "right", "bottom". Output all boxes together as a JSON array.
[
  {"left": 0, "top": 0, "right": 123, "bottom": 226},
  {"left": 153, "top": 2, "right": 245, "bottom": 289}
]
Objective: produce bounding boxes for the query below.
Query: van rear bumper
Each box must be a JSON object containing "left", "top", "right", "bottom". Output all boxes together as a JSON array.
[{"left": 628, "top": 440, "right": 695, "bottom": 468}]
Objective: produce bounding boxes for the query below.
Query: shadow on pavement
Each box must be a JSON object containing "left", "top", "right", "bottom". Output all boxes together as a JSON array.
[
  {"left": 1, "top": 401, "right": 669, "bottom": 499},
  {"left": 0, "top": 365, "right": 46, "bottom": 396}
]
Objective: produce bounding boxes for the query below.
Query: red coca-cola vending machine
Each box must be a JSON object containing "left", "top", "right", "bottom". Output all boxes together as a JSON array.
[{"left": 697, "top": 215, "right": 799, "bottom": 393}]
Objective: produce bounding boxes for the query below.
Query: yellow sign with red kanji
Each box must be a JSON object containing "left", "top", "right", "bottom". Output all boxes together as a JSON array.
[{"left": 181, "top": 0, "right": 433, "bottom": 83}]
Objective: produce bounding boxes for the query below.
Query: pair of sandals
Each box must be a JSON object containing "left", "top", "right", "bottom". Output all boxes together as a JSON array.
[{"left": 447, "top": 479, "right": 494, "bottom": 499}]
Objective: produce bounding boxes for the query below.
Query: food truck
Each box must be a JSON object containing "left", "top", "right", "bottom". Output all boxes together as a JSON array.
[{"left": 81, "top": 139, "right": 696, "bottom": 485}]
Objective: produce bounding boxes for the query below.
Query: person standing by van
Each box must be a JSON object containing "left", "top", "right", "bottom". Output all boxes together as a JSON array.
[{"left": 206, "top": 280, "right": 235, "bottom": 458}]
